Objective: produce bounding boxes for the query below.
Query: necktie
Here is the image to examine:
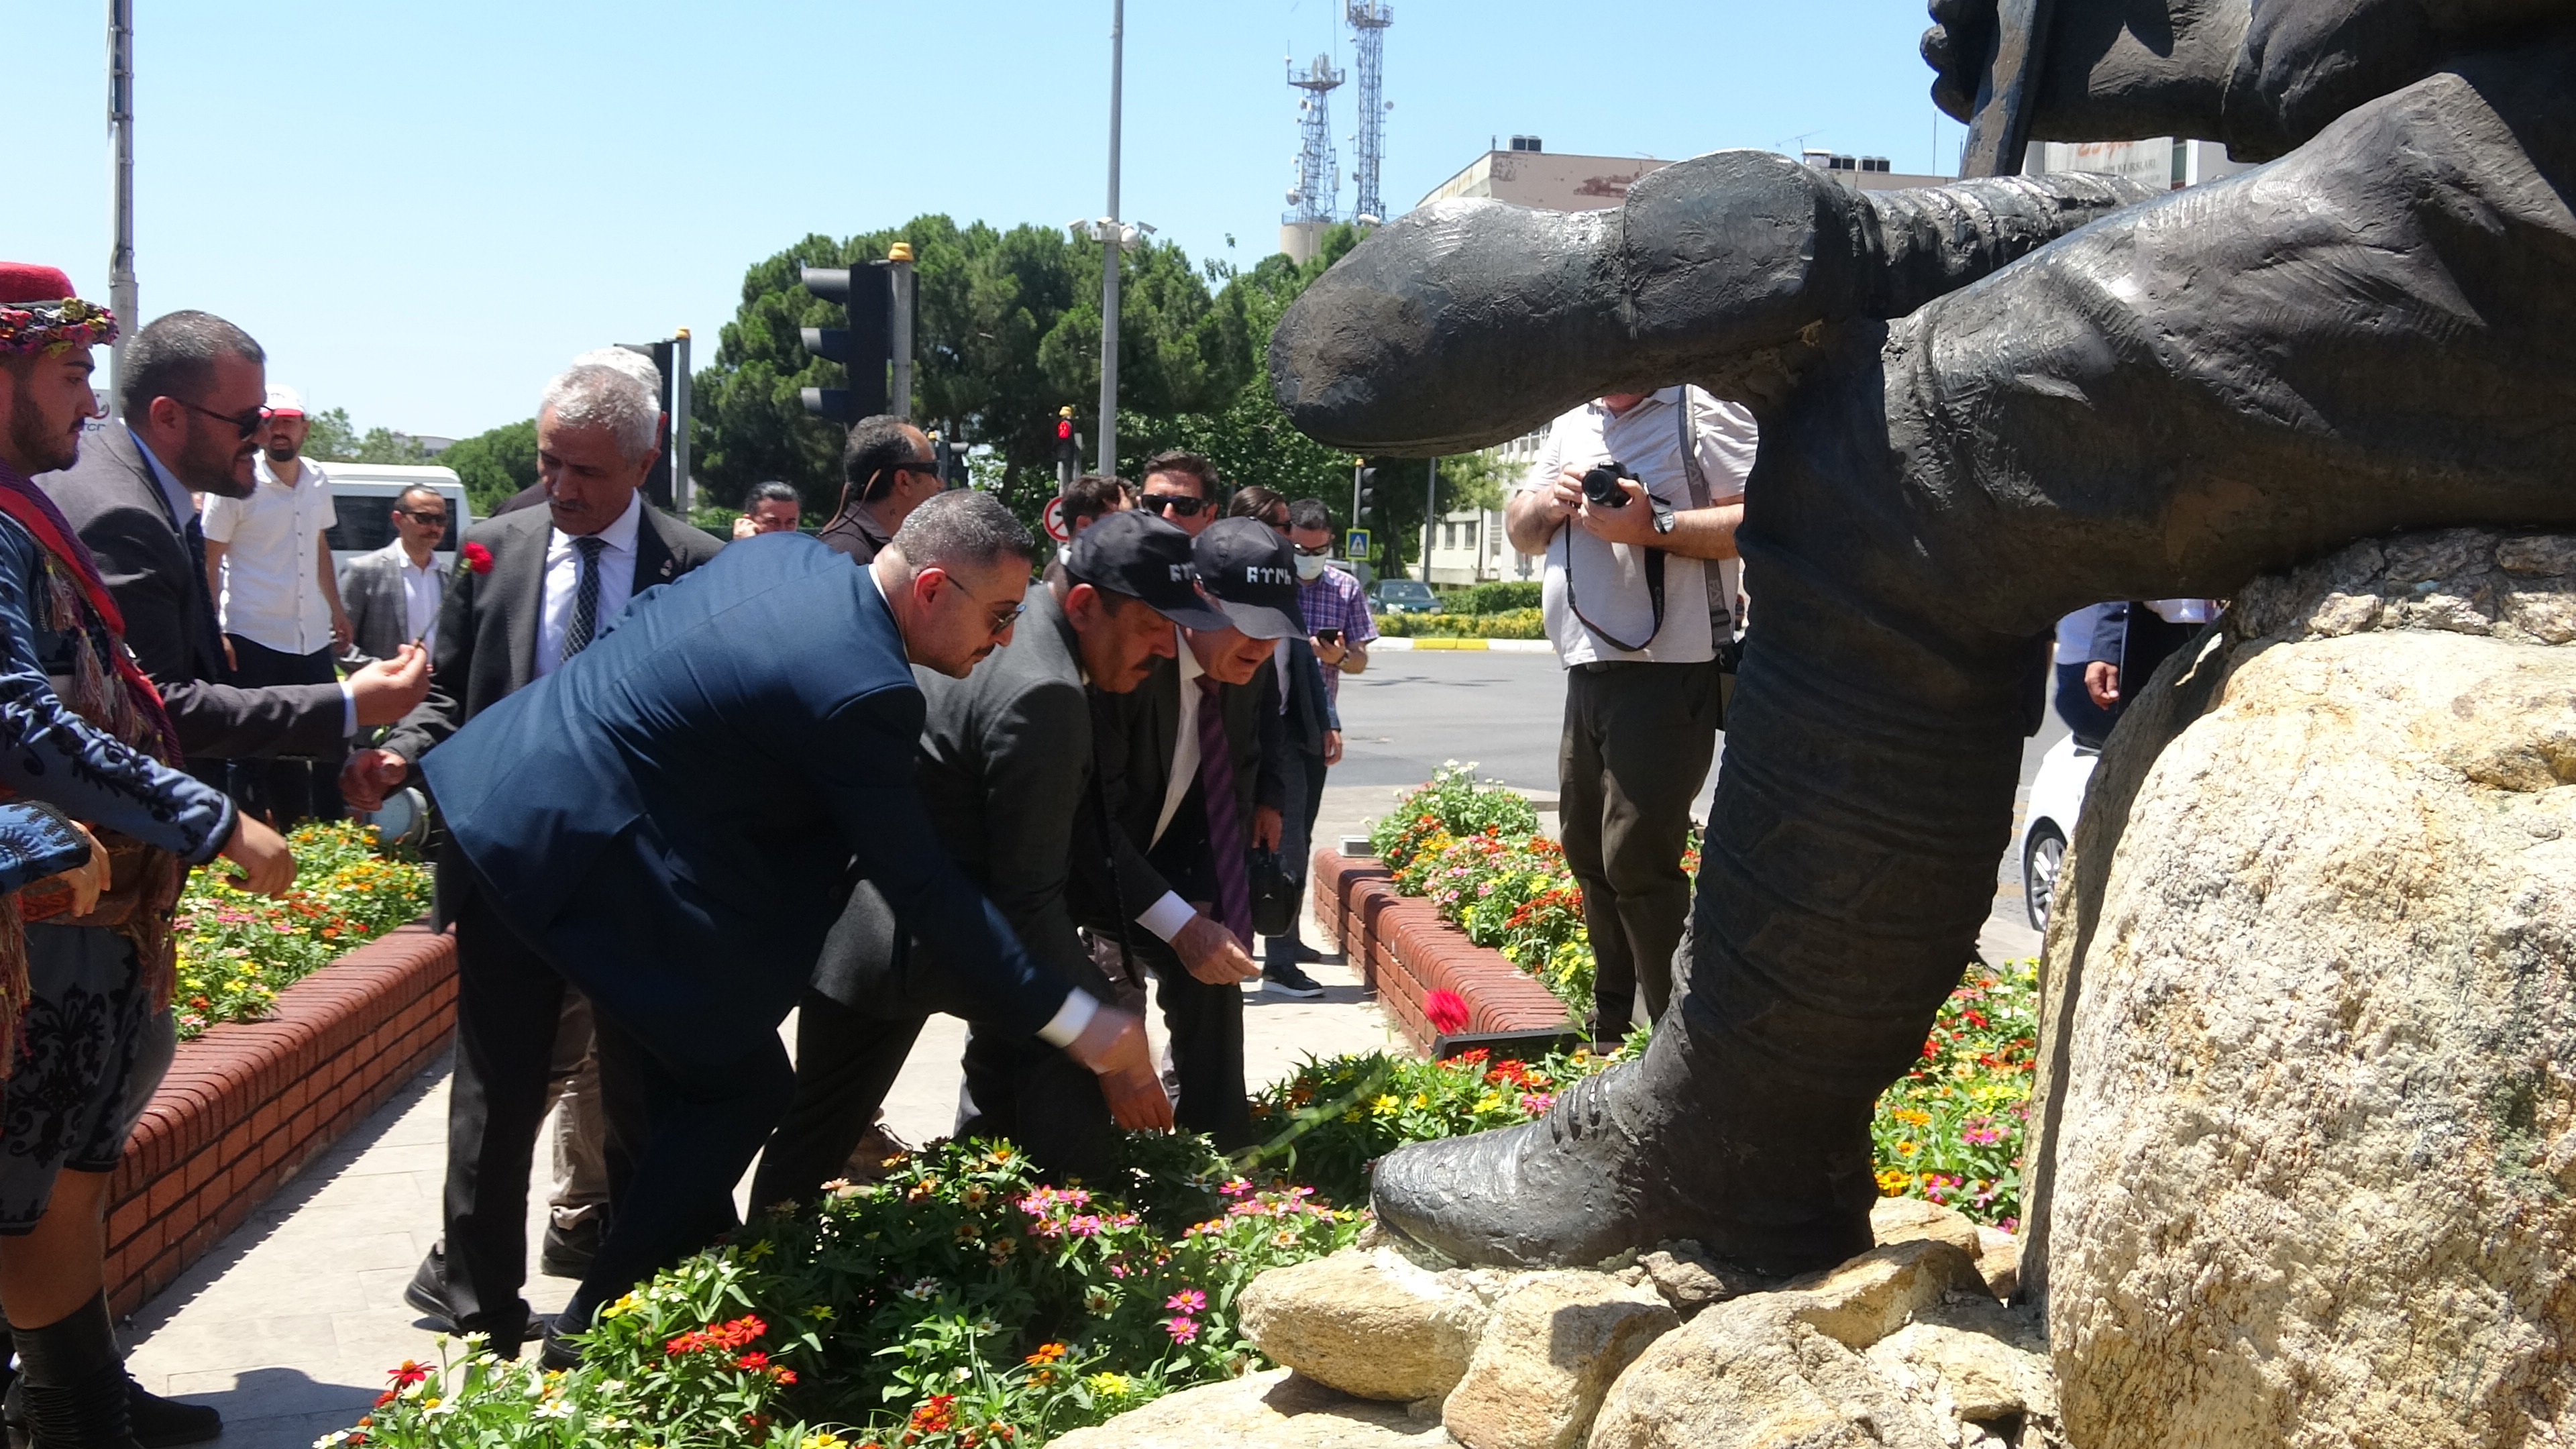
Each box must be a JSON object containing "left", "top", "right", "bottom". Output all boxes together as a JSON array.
[
  {"left": 1195, "top": 678, "right": 1252, "bottom": 948},
  {"left": 561, "top": 536, "right": 607, "bottom": 661},
  {"left": 183, "top": 513, "right": 228, "bottom": 674}
]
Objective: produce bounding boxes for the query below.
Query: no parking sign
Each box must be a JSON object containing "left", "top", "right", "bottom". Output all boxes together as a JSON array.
[{"left": 1042, "top": 495, "right": 1071, "bottom": 543}]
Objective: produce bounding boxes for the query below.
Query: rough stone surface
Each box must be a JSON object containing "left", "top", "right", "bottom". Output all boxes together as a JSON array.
[
  {"left": 1050, "top": 1368, "right": 1458, "bottom": 1449},
  {"left": 1587, "top": 1239, "right": 2008, "bottom": 1449},
  {"left": 1440, "top": 1272, "right": 1677, "bottom": 1449},
  {"left": 1866, "top": 1321, "right": 2054, "bottom": 1424},
  {"left": 1635, "top": 1242, "right": 1766, "bottom": 1318},
  {"left": 1868, "top": 1197, "right": 1985, "bottom": 1261},
  {"left": 2037, "top": 530, "right": 2576, "bottom": 1446},
  {"left": 1238, "top": 1248, "right": 1493, "bottom": 1403}
]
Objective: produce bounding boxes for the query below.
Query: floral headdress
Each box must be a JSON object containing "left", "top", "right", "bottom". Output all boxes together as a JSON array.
[{"left": 0, "top": 264, "right": 119, "bottom": 356}]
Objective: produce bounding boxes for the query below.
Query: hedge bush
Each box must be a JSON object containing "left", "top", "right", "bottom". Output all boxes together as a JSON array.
[{"left": 1376, "top": 608, "right": 1545, "bottom": 639}]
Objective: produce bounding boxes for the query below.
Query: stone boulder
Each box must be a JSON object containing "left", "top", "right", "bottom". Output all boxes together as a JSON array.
[
  {"left": 1440, "top": 1272, "right": 1677, "bottom": 1449},
  {"left": 1049, "top": 1368, "right": 1457, "bottom": 1449},
  {"left": 1588, "top": 1238, "right": 2049, "bottom": 1449},
  {"left": 2031, "top": 530, "right": 2576, "bottom": 1446},
  {"left": 1238, "top": 1248, "right": 1494, "bottom": 1403}
]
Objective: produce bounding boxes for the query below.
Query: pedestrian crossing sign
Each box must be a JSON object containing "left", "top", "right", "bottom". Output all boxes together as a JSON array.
[{"left": 1346, "top": 528, "right": 1371, "bottom": 559}]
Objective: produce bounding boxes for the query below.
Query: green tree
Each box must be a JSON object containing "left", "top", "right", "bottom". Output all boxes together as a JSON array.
[
  {"left": 438, "top": 419, "right": 537, "bottom": 517},
  {"left": 302, "top": 406, "right": 436, "bottom": 466}
]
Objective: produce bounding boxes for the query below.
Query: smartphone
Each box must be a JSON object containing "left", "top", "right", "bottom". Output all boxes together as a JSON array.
[{"left": 1315, "top": 628, "right": 1343, "bottom": 647}]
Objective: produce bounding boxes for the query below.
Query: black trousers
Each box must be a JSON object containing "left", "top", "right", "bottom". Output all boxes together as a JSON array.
[
  {"left": 441, "top": 873, "right": 587, "bottom": 1325},
  {"left": 1559, "top": 660, "right": 1722, "bottom": 1036},
  {"left": 748, "top": 989, "right": 924, "bottom": 1212},
  {"left": 1265, "top": 747, "right": 1330, "bottom": 965},
  {"left": 1135, "top": 936, "right": 1252, "bottom": 1150},
  {"left": 223, "top": 636, "right": 342, "bottom": 824},
  {"left": 957, "top": 1024, "right": 1119, "bottom": 1184}
]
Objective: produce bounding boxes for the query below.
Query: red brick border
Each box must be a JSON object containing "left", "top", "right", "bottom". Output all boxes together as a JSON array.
[
  {"left": 1311, "top": 849, "right": 1571, "bottom": 1054},
  {"left": 103, "top": 922, "right": 455, "bottom": 1317}
]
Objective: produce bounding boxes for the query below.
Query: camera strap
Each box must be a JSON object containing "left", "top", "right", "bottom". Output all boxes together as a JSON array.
[{"left": 1565, "top": 535, "right": 1664, "bottom": 655}]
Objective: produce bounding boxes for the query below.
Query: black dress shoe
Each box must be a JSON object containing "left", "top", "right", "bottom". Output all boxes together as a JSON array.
[
  {"left": 404, "top": 1244, "right": 536, "bottom": 1354},
  {"left": 537, "top": 1217, "right": 604, "bottom": 1280}
]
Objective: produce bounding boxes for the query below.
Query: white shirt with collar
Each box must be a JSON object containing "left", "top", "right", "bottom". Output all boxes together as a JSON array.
[
  {"left": 1517, "top": 385, "right": 1758, "bottom": 667},
  {"left": 373, "top": 539, "right": 444, "bottom": 650},
  {"left": 1152, "top": 628, "right": 1208, "bottom": 849},
  {"left": 203, "top": 453, "right": 341, "bottom": 656},
  {"left": 534, "top": 490, "right": 644, "bottom": 678}
]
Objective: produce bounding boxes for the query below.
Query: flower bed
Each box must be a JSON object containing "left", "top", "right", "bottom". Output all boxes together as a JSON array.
[
  {"left": 349, "top": 1136, "right": 1360, "bottom": 1449},
  {"left": 1375, "top": 607, "right": 1546, "bottom": 639},
  {"left": 173, "top": 820, "right": 434, "bottom": 1039}
]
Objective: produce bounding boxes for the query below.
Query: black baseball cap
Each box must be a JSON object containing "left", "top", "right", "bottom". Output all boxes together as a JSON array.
[
  {"left": 1063, "top": 510, "right": 1231, "bottom": 631},
  {"left": 1192, "top": 518, "right": 1306, "bottom": 641}
]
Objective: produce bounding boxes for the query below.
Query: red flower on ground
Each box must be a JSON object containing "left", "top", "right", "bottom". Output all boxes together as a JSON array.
[
  {"left": 1424, "top": 989, "right": 1470, "bottom": 1034},
  {"left": 386, "top": 1360, "right": 431, "bottom": 1389}
]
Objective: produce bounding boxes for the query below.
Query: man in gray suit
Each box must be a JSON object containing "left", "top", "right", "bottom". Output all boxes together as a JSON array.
[
  {"left": 39, "top": 311, "right": 431, "bottom": 772},
  {"left": 751, "top": 511, "right": 1259, "bottom": 1203},
  {"left": 339, "top": 364, "right": 724, "bottom": 1354},
  {"left": 337, "top": 484, "right": 451, "bottom": 665}
]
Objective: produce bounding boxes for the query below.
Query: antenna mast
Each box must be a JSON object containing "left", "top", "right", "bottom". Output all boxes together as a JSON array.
[
  {"left": 1284, "top": 52, "right": 1344, "bottom": 229},
  {"left": 1346, "top": 1, "right": 1392, "bottom": 224}
]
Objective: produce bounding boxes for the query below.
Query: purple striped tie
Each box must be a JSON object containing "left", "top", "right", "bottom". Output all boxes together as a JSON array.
[{"left": 1196, "top": 678, "right": 1252, "bottom": 947}]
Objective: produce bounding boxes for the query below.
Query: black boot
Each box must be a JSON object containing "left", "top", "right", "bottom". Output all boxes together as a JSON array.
[
  {"left": 4, "top": 1375, "right": 217, "bottom": 1449},
  {"left": 10, "top": 1295, "right": 140, "bottom": 1449},
  {"left": 1370, "top": 1013, "right": 1880, "bottom": 1275}
]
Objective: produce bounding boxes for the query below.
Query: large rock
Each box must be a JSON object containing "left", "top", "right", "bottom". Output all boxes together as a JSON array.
[
  {"left": 1868, "top": 1197, "right": 2023, "bottom": 1301},
  {"left": 1050, "top": 1368, "right": 1457, "bottom": 1449},
  {"left": 1238, "top": 1248, "right": 1493, "bottom": 1403},
  {"left": 1587, "top": 1238, "right": 2015, "bottom": 1449},
  {"left": 1440, "top": 1272, "right": 1677, "bottom": 1449},
  {"left": 2033, "top": 531, "right": 2576, "bottom": 1445}
]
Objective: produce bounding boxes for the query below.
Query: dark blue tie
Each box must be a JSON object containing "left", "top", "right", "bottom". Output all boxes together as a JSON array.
[{"left": 561, "top": 536, "right": 607, "bottom": 660}]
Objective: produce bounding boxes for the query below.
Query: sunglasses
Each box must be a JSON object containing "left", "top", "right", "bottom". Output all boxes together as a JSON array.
[
  {"left": 173, "top": 398, "right": 266, "bottom": 439},
  {"left": 396, "top": 509, "right": 450, "bottom": 525},
  {"left": 1291, "top": 540, "right": 1333, "bottom": 557},
  {"left": 1142, "top": 492, "right": 1211, "bottom": 517}
]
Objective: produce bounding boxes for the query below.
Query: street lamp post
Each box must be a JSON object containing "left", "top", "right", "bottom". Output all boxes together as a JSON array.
[
  {"left": 106, "top": 0, "right": 136, "bottom": 418},
  {"left": 1095, "top": 0, "right": 1126, "bottom": 476}
]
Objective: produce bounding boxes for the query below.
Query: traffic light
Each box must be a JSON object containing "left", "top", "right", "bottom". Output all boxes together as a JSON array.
[
  {"left": 798, "top": 263, "right": 892, "bottom": 421},
  {"left": 930, "top": 430, "right": 967, "bottom": 487},
  {"left": 1053, "top": 407, "right": 1080, "bottom": 465},
  {"left": 614, "top": 339, "right": 677, "bottom": 508},
  {"left": 1356, "top": 465, "right": 1379, "bottom": 517}
]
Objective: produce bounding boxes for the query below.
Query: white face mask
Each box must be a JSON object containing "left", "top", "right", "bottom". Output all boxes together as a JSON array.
[{"left": 1293, "top": 553, "right": 1330, "bottom": 582}]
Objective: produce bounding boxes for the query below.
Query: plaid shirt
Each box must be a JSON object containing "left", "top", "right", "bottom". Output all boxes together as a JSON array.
[{"left": 1295, "top": 567, "right": 1376, "bottom": 710}]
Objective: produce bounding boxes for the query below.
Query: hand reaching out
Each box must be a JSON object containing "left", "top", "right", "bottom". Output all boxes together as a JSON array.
[{"left": 1172, "top": 910, "right": 1262, "bottom": 985}]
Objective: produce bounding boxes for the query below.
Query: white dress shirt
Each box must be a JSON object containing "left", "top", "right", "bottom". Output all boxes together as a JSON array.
[
  {"left": 374, "top": 539, "right": 444, "bottom": 650},
  {"left": 1152, "top": 630, "right": 1207, "bottom": 848},
  {"left": 203, "top": 453, "right": 340, "bottom": 655},
  {"left": 534, "top": 490, "right": 643, "bottom": 678}
]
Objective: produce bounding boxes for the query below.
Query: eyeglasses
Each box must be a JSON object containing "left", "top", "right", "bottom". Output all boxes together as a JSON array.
[
  {"left": 1291, "top": 540, "right": 1332, "bottom": 557},
  {"left": 1142, "top": 492, "right": 1211, "bottom": 517},
  {"left": 396, "top": 509, "right": 450, "bottom": 525},
  {"left": 172, "top": 398, "right": 266, "bottom": 439},
  {"left": 984, "top": 599, "right": 1028, "bottom": 635}
]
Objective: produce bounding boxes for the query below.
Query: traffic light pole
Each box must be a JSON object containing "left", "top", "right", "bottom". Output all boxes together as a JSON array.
[
  {"left": 672, "top": 327, "right": 693, "bottom": 515},
  {"left": 888, "top": 243, "right": 915, "bottom": 421},
  {"left": 1097, "top": 0, "right": 1125, "bottom": 476}
]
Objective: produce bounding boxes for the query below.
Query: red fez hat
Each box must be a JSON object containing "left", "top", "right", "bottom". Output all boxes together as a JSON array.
[{"left": 0, "top": 264, "right": 78, "bottom": 307}]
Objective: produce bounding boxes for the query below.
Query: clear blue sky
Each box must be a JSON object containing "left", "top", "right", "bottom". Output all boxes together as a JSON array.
[{"left": 15, "top": 1, "right": 1960, "bottom": 441}]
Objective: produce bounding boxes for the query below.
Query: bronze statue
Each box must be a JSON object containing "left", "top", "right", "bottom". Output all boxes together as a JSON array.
[{"left": 1271, "top": 0, "right": 2576, "bottom": 1272}]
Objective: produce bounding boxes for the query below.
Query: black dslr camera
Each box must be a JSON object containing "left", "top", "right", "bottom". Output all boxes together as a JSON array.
[{"left": 1581, "top": 460, "right": 1639, "bottom": 508}]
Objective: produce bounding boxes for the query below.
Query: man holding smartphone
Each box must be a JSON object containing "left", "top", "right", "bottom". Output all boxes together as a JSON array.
[{"left": 1274, "top": 498, "right": 1371, "bottom": 982}]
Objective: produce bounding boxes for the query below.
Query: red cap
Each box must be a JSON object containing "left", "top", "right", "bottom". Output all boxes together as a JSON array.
[{"left": 0, "top": 264, "right": 77, "bottom": 307}]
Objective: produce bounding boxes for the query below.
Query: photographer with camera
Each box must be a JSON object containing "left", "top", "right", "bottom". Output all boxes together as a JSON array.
[{"left": 1505, "top": 387, "right": 1756, "bottom": 1046}]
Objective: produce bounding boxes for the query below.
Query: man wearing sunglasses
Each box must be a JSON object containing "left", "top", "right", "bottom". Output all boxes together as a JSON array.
[
  {"left": 40, "top": 311, "right": 433, "bottom": 775},
  {"left": 339, "top": 486, "right": 453, "bottom": 666},
  {"left": 1136, "top": 451, "right": 1222, "bottom": 537},
  {"left": 819, "top": 416, "right": 947, "bottom": 564}
]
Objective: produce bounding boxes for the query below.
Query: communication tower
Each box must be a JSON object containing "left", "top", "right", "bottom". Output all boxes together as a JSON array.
[
  {"left": 1347, "top": 1, "right": 1393, "bottom": 224},
  {"left": 1285, "top": 52, "right": 1345, "bottom": 228}
]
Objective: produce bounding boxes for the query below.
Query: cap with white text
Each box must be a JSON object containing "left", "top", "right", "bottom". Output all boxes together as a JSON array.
[
  {"left": 1191, "top": 518, "right": 1305, "bottom": 641},
  {"left": 1063, "top": 509, "right": 1230, "bottom": 631}
]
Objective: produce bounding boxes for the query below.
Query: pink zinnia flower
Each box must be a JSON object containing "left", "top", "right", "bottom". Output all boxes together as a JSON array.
[
  {"left": 1165, "top": 1316, "right": 1200, "bottom": 1344},
  {"left": 1165, "top": 1289, "right": 1205, "bottom": 1313}
]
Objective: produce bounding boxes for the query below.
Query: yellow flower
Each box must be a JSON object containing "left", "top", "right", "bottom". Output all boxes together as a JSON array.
[
  {"left": 1087, "top": 1372, "right": 1131, "bottom": 1397},
  {"left": 802, "top": 1436, "right": 847, "bottom": 1449},
  {"left": 1874, "top": 1169, "right": 1911, "bottom": 1195},
  {"left": 1371, "top": 1094, "right": 1399, "bottom": 1118},
  {"left": 1895, "top": 1140, "right": 1919, "bottom": 1156},
  {"left": 601, "top": 1292, "right": 639, "bottom": 1320}
]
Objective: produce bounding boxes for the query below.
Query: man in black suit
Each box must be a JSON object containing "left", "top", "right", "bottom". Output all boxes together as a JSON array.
[
  {"left": 38, "top": 311, "right": 432, "bottom": 773},
  {"left": 1087, "top": 518, "right": 1304, "bottom": 1149},
  {"left": 751, "top": 512, "right": 1257, "bottom": 1204},
  {"left": 339, "top": 364, "right": 724, "bottom": 1353}
]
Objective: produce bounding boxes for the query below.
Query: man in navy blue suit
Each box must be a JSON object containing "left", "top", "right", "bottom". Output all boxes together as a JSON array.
[{"left": 419, "top": 490, "right": 1164, "bottom": 1362}]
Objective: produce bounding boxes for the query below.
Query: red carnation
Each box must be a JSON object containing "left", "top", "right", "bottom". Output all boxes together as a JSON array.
[
  {"left": 1424, "top": 989, "right": 1470, "bottom": 1035},
  {"left": 460, "top": 541, "right": 493, "bottom": 575}
]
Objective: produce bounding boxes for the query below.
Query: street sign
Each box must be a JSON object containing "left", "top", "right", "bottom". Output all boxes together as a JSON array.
[
  {"left": 1042, "top": 495, "right": 1071, "bottom": 543},
  {"left": 1346, "top": 527, "right": 1371, "bottom": 559}
]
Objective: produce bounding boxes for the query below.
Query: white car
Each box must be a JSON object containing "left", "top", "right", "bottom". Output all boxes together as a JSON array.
[{"left": 2020, "top": 734, "right": 2100, "bottom": 932}]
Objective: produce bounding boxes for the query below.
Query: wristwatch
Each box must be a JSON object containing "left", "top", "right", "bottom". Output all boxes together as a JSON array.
[{"left": 1650, "top": 498, "right": 1677, "bottom": 535}]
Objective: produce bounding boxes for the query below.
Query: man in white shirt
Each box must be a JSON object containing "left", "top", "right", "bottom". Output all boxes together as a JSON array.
[
  {"left": 339, "top": 484, "right": 449, "bottom": 664},
  {"left": 202, "top": 385, "right": 354, "bottom": 823},
  {"left": 1506, "top": 385, "right": 1756, "bottom": 1044}
]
